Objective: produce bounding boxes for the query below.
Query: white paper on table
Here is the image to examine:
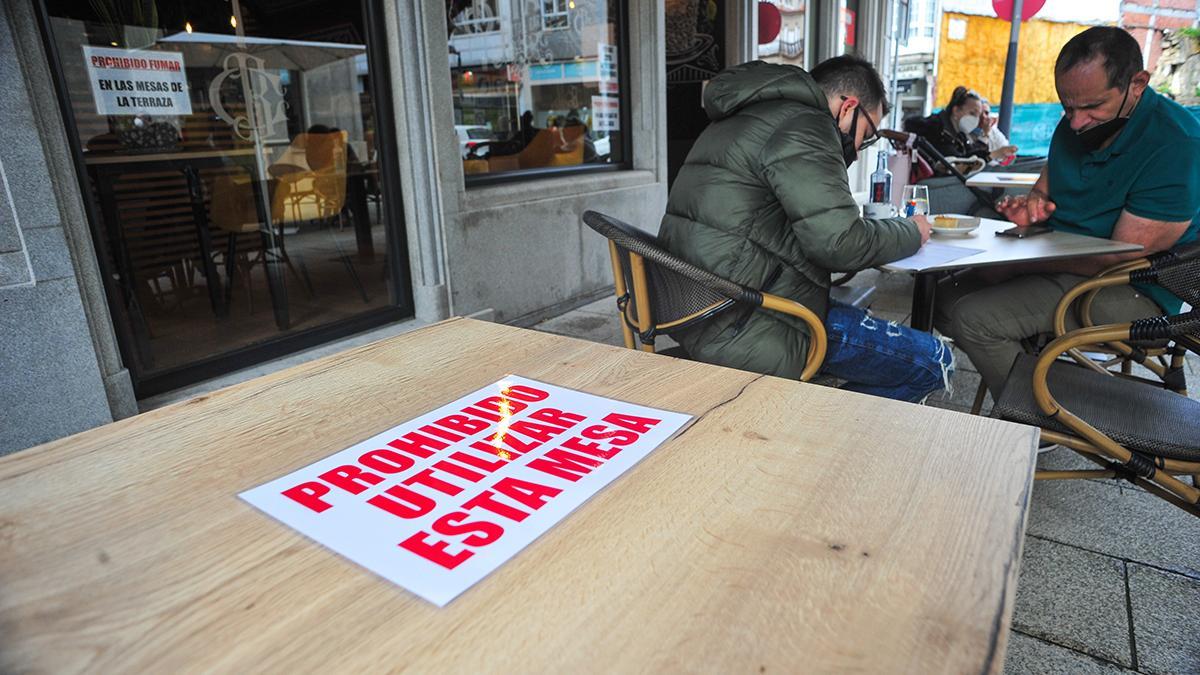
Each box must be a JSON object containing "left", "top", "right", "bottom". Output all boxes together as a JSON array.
[
  {"left": 240, "top": 375, "right": 692, "bottom": 607},
  {"left": 887, "top": 242, "right": 985, "bottom": 271}
]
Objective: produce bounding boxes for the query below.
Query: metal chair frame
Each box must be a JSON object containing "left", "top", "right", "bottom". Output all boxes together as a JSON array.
[
  {"left": 992, "top": 243, "right": 1200, "bottom": 516},
  {"left": 1024, "top": 315, "right": 1200, "bottom": 517},
  {"left": 583, "top": 211, "right": 828, "bottom": 382}
]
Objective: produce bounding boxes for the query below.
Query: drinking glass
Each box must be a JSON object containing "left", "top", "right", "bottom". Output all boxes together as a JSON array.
[{"left": 902, "top": 185, "right": 930, "bottom": 217}]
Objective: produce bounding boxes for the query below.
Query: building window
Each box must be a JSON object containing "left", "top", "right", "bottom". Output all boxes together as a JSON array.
[
  {"left": 452, "top": 0, "right": 502, "bottom": 35},
  {"left": 757, "top": 0, "right": 808, "bottom": 69},
  {"left": 541, "top": 0, "right": 570, "bottom": 30},
  {"left": 449, "top": 0, "right": 628, "bottom": 184}
]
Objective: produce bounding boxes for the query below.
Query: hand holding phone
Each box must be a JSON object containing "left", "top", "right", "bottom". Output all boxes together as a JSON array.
[{"left": 996, "top": 224, "right": 1053, "bottom": 238}]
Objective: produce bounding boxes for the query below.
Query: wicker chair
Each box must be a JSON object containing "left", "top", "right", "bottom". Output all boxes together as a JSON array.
[
  {"left": 581, "top": 210, "right": 828, "bottom": 381},
  {"left": 992, "top": 246, "right": 1200, "bottom": 516},
  {"left": 1049, "top": 243, "right": 1200, "bottom": 391},
  {"left": 967, "top": 243, "right": 1200, "bottom": 414}
]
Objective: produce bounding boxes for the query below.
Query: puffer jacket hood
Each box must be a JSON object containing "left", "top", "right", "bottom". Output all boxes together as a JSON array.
[{"left": 703, "top": 61, "right": 829, "bottom": 122}]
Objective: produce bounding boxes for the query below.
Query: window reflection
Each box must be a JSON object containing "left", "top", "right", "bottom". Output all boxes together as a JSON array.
[
  {"left": 448, "top": 0, "right": 624, "bottom": 179},
  {"left": 44, "top": 1, "right": 402, "bottom": 387}
]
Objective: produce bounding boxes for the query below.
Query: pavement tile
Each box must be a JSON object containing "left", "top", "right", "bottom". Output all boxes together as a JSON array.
[
  {"left": 926, "top": 368, "right": 988, "bottom": 412},
  {"left": 1126, "top": 563, "right": 1200, "bottom": 675},
  {"left": 1003, "top": 631, "right": 1134, "bottom": 675},
  {"left": 532, "top": 310, "right": 627, "bottom": 347},
  {"left": 1012, "top": 537, "right": 1133, "bottom": 668},
  {"left": 574, "top": 296, "right": 615, "bottom": 316},
  {"left": 863, "top": 273, "right": 916, "bottom": 314},
  {"left": 1026, "top": 479, "right": 1200, "bottom": 579}
]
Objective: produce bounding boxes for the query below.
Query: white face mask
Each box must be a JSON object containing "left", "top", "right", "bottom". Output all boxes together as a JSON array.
[{"left": 958, "top": 114, "right": 980, "bottom": 134}]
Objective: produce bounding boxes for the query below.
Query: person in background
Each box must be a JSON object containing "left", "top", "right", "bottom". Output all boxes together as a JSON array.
[
  {"left": 972, "top": 99, "right": 1018, "bottom": 165},
  {"left": 935, "top": 27, "right": 1200, "bottom": 398},
  {"left": 905, "top": 86, "right": 1015, "bottom": 165},
  {"left": 659, "top": 57, "right": 954, "bottom": 403}
]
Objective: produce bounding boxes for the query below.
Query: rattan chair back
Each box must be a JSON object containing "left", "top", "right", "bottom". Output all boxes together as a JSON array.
[{"left": 582, "top": 211, "right": 758, "bottom": 335}]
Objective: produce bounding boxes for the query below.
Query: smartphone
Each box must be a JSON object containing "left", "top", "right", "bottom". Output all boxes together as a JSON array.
[{"left": 996, "top": 224, "right": 1053, "bottom": 238}]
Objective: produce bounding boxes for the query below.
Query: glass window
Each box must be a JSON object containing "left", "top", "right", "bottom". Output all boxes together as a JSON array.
[
  {"left": 452, "top": 0, "right": 503, "bottom": 35},
  {"left": 541, "top": 0, "right": 570, "bottom": 30},
  {"left": 41, "top": 0, "right": 410, "bottom": 394},
  {"left": 449, "top": 0, "right": 627, "bottom": 182},
  {"left": 757, "top": 0, "right": 808, "bottom": 68}
]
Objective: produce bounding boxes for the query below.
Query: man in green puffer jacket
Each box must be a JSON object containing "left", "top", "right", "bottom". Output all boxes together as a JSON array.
[{"left": 659, "top": 56, "right": 954, "bottom": 402}]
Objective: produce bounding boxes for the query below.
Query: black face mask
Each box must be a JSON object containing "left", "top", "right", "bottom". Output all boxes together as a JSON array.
[
  {"left": 836, "top": 106, "right": 860, "bottom": 168},
  {"left": 1075, "top": 82, "right": 1132, "bottom": 151}
]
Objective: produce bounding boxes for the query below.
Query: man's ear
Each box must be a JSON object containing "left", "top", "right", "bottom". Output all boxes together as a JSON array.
[
  {"left": 839, "top": 96, "right": 860, "bottom": 118},
  {"left": 1130, "top": 70, "right": 1151, "bottom": 95}
]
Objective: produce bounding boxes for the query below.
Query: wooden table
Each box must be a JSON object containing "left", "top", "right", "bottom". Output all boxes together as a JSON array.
[
  {"left": 965, "top": 171, "right": 1039, "bottom": 189},
  {"left": 883, "top": 216, "right": 1144, "bottom": 331},
  {"left": 0, "top": 318, "right": 1039, "bottom": 673}
]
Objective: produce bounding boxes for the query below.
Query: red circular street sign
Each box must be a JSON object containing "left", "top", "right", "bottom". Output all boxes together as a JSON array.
[
  {"left": 759, "top": 2, "right": 782, "bottom": 44},
  {"left": 992, "top": 0, "right": 1046, "bottom": 22}
]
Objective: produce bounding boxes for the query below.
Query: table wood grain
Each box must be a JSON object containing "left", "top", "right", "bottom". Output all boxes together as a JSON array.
[{"left": 0, "top": 318, "right": 1039, "bottom": 673}]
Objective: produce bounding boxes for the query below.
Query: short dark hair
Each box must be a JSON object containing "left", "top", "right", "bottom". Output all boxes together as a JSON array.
[
  {"left": 1055, "top": 27, "right": 1143, "bottom": 90},
  {"left": 811, "top": 55, "right": 890, "bottom": 116}
]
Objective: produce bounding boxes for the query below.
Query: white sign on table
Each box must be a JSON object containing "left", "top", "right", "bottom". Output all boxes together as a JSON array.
[
  {"left": 240, "top": 376, "right": 691, "bottom": 606},
  {"left": 82, "top": 46, "right": 192, "bottom": 116}
]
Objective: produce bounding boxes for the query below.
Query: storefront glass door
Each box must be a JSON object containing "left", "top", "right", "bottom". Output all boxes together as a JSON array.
[{"left": 39, "top": 0, "right": 412, "bottom": 396}]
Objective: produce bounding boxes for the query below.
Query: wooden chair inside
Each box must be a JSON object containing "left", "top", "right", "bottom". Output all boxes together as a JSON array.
[{"left": 582, "top": 210, "right": 828, "bottom": 382}]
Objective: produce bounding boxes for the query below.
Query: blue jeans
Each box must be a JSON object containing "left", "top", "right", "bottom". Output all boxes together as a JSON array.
[{"left": 821, "top": 302, "right": 954, "bottom": 403}]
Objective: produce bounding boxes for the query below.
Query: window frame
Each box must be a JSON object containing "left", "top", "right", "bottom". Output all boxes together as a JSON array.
[{"left": 540, "top": 0, "right": 571, "bottom": 31}]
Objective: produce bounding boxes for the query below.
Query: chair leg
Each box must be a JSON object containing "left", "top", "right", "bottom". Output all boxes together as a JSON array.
[
  {"left": 330, "top": 214, "right": 369, "bottom": 303},
  {"left": 969, "top": 379, "right": 988, "bottom": 415}
]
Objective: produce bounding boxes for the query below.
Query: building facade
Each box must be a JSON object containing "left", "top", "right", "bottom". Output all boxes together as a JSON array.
[{"left": 1, "top": 0, "right": 897, "bottom": 455}]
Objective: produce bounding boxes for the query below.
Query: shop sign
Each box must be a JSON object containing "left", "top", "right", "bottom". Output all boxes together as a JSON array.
[
  {"left": 240, "top": 376, "right": 691, "bottom": 606},
  {"left": 82, "top": 46, "right": 191, "bottom": 116},
  {"left": 529, "top": 63, "right": 564, "bottom": 81},
  {"left": 592, "top": 96, "right": 620, "bottom": 132},
  {"left": 598, "top": 41, "right": 619, "bottom": 95}
]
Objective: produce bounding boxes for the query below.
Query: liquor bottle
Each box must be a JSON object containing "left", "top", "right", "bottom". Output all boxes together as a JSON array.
[{"left": 870, "top": 149, "right": 892, "bottom": 205}]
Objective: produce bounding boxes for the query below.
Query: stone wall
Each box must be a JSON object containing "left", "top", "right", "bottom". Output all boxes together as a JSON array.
[
  {"left": 0, "top": 3, "right": 128, "bottom": 455},
  {"left": 1150, "top": 30, "right": 1200, "bottom": 106}
]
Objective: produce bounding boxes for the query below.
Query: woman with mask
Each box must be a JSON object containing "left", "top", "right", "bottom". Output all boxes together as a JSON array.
[
  {"left": 972, "top": 100, "right": 1019, "bottom": 164},
  {"left": 904, "top": 86, "right": 1012, "bottom": 167}
]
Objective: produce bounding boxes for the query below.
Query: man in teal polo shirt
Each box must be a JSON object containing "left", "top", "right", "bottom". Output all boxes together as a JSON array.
[{"left": 935, "top": 26, "right": 1200, "bottom": 397}]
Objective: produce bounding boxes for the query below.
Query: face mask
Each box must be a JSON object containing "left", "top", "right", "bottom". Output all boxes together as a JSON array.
[
  {"left": 958, "top": 114, "right": 980, "bottom": 135},
  {"left": 1075, "top": 82, "right": 1131, "bottom": 151},
  {"left": 836, "top": 106, "right": 860, "bottom": 168}
]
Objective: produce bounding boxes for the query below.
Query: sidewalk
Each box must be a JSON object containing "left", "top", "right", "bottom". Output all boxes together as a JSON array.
[{"left": 531, "top": 269, "right": 1200, "bottom": 674}]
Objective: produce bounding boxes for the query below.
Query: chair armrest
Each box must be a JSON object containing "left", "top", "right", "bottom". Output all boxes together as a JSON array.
[
  {"left": 1031, "top": 322, "right": 1140, "bottom": 467},
  {"left": 760, "top": 292, "right": 827, "bottom": 381},
  {"left": 1129, "top": 310, "right": 1200, "bottom": 342}
]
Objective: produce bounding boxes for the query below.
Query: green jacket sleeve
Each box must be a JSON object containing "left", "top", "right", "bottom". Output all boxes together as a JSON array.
[{"left": 759, "top": 115, "right": 921, "bottom": 272}]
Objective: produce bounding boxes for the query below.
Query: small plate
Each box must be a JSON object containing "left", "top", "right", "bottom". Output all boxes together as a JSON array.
[{"left": 931, "top": 215, "right": 980, "bottom": 235}]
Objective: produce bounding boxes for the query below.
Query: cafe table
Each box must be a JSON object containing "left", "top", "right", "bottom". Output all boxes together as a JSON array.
[
  {"left": 883, "top": 216, "right": 1143, "bottom": 331},
  {"left": 964, "top": 171, "right": 1040, "bottom": 189},
  {"left": 0, "top": 318, "right": 1038, "bottom": 673}
]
